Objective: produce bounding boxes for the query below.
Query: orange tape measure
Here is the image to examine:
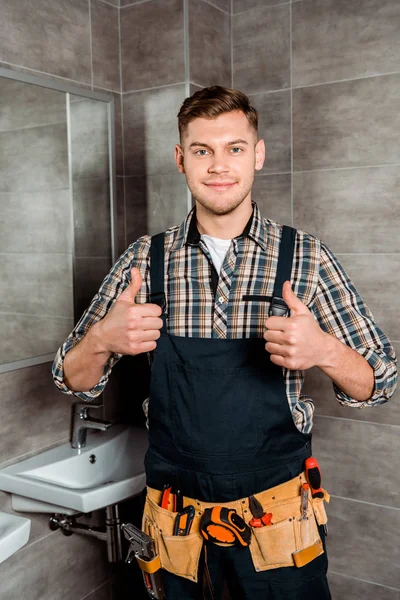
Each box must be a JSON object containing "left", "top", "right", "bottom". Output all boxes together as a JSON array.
[{"left": 199, "top": 506, "right": 251, "bottom": 547}]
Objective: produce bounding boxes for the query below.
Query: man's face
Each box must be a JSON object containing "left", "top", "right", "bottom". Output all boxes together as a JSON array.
[{"left": 175, "top": 110, "right": 265, "bottom": 216}]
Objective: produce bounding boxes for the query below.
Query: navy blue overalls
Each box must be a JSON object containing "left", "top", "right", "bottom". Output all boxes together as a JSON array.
[{"left": 144, "top": 225, "right": 331, "bottom": 599}]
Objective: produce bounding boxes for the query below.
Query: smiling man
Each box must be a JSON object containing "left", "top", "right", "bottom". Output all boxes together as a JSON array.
[{"left": 53, "top": 86, "right": 397, "bottom": 600}]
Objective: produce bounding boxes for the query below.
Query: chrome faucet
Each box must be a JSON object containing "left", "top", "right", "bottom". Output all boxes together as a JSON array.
[{"left": 71, "top": 402, "right": 112, "bottom": 449}]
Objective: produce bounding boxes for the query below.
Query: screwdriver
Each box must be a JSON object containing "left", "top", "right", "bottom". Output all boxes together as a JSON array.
[
  {"left": 305, "top": 457, "right": 328, "bottom": 536},
  {"left": 305, "top": 457, "right": 324, "bottom": 499}
]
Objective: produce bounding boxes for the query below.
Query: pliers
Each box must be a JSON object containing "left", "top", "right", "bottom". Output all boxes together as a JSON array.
[{"left": 248, "top": 495, "right": 273, "bottom": 527}]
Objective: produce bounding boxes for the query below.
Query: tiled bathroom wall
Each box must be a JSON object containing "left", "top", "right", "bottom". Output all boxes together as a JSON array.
[
  {"left": 1, "top": 0, "right": 399, "bottom": 599},
  {"left": 232, "top": 0, "right": 400, "bottom": 597},
  {"left": 0, "top": 0, "right": 120, "bottom": 598}
]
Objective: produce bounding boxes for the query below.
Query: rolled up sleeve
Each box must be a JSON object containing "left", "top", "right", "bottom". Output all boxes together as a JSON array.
[
  {"left": 52, "top": 236, "right": 151, "bottom": 400},
  {"left": 312, "top": 243, "right": 398, "bottom": 408}
]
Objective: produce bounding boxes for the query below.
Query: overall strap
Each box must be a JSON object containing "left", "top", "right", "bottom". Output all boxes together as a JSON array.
[
  {"left": 269, "top": 225, "right": 297, "bottom": 317},
  {"left": 150, "top": 232, "right": 166, "bottom": 313}
]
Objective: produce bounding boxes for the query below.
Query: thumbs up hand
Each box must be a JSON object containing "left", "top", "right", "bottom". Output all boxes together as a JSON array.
[
  {"left": 95, "top": 267, "right": 164, "bottom": 356},
  {"left": 263, "top": 281, "right": 328, "bottom": 371}
]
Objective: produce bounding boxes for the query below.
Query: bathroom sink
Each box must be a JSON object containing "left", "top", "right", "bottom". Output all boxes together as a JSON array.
[
  {"left": 0, "top": 425, "right": 148, "bottom": 514},
  {"left": 0, "top": 512, "right": 30, "bottom": 564}
]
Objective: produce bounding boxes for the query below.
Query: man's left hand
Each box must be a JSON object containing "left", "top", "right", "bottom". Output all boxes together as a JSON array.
[{"left": 264, "top": 281, "right": 327, "bottom": 370}]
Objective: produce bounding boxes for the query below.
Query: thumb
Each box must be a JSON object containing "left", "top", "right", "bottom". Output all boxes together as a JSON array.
[
  {"left": 119, "top": 267, "right": 143, "bottom": 303},
  {"left": 282, "top": 281, "right": 309, "bottom": 315}
]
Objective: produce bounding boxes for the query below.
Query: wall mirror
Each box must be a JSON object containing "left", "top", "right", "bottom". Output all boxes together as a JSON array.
[{"left": 0, "top": 67, "right": 116, "bottom": 374}]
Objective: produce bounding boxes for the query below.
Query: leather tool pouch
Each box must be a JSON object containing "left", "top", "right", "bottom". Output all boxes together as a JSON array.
[
  {"left": 142, "top": 493, "right": 204, "bottom": 583},
  {"left": 246, "top": 489, "right": 329, "bottom": 572}
]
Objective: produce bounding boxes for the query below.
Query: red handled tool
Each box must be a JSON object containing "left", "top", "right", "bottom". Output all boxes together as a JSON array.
[
  {"left": 305, "top": 457, "right": 328, "bottom": 536},
  {"left": 160, "top": 484, "right": 173, "bottom": 510},
  {"left": 248, "top": 495, "right": 273, "bottom": 528},
  {"left": 305, "top": 457, "right": 324, "bottom": 499}
]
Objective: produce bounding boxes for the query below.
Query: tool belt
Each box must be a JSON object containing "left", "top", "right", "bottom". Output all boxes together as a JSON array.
[{"left": 141, "top": 472, "right": 330, "bottom": 583}]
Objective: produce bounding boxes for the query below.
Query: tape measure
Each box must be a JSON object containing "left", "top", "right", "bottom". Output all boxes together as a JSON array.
[{"left": 199, "top": 506, "right": 251, "bottom": 547}]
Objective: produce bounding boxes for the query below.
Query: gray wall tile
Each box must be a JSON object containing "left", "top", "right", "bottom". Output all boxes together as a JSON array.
[
  {"left": 0, "top": 314, "right": 74, "bottom": 366},
  {"left": 0, "top": 189, "right": 72, "bottom": 254},
  {"left": 252, "top": 174, "right": 292, "bottom": 226},
  {"left": 312, "top": 416, "right": 400, "bottom": 508},
  {"left": 70, "top": 98, "right": 109, "bottom": 181},
  {"left": 125, "top": 173, "right": 188, "bottom": 240},
  {"left": 82, "top": 581, "right": 113, "bottom": 600},
  {"left": 121, "top": 0, "right": 185, "bottom": 92},
  {"left": 123, "top": 84, "right": 186, "bottom": 177},
  {"left": 0, "top": 253, "right": 73, "bottom": 317},
  {"left": 336, "top": 253, "right": 400, "bottom": 342},
  {"left": 0, "top": 526, "right": 110, "bottom": 600},
  {"left": 189, "top": 0, "right": 231, "bottom": 87},
  {"left": 206, "top": 0, "right": 231, "bottom": 14},
  {"left": 73, "top": 178, "right": 112, "bottom": 259},
  {"left": 0, "top": 78, "right": 66, "bottom": 132},
  {"left": 328, "top": 572, "right": 400, "bottom": 600},
  {"left": 114, "top": 93, "right": 124, "bottom": 177},
  {"left": 293, "top": 166, "right": 400, "bottom": 253},
  {"left": 0, "top": 2, "right": 122, "bottom": 599},
  {"left": 190, "top": 83, "right": 204, "bottom": 95},
  {"left": 233, "top": 0, "right": 288, "bottom": 13},
  {"left": 116, "top": 177, "right": 126, "bottom": 257},
  {"left": 302, "top": 341, "right": 400, "bottom": 426},
  {"left": 0, "top": 362, "right": 73, "bottom": 466},
  {"left": 249, "top": 90, "right": 291, "bottom": 174},
  {"left": 74, "top": 257, "right": 113, "bottom": 323},
  {"left": 124, "top": 176, "right": 148, "bottom": 243},
  {"left": 0, "top": 491, "right": 55, "bottom": 548},
  {"left": 233, "top": 4, "right": 290, "bottom": 94},
  {"left": 293, "top": 74, "right": 400, "bottom": 171},
  {"left": 292, "top": 0, "right": 400, "bottom": 87},
  {"left": 0, "top": 253, "right": 72, "bottom": 317},
  {"left": 0, "top": 123, "right": 69, "bottom": 193},
  {"left": 91, "top": 0, "right": 120, "bottom": 92},
  {"left": 0, "top": 0, "right": 91, "bottom": 84},
  {"left": 323, "top": 497, "right": 400, "bottom": 588}
]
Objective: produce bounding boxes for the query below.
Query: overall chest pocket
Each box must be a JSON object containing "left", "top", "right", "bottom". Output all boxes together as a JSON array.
[{"left": 171, "top": 362, "right": 263, "bottom": 459}]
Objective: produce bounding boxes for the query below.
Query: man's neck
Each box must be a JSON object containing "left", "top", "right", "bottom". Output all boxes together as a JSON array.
[{"left": 196, "top": 200, "right": 253, "bottom": 240}]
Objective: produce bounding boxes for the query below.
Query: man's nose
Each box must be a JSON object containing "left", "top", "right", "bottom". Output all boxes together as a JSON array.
[{"left": 208, "top": 152, "right": 229, "bottom": 173}]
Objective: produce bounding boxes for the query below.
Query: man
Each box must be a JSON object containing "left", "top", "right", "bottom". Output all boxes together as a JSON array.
[{"left": 53, "top": 86, "right": 397, "bottom": 599}]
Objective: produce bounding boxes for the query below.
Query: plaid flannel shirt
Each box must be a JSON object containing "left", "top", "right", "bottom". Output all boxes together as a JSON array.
[{"left": 52, "top": 203, "right": 397, "bottom": 434}]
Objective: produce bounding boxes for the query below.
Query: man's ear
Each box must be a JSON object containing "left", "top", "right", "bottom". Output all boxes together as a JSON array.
[
  {"left": 255, "top": 138, "right": 265, "bottom": 172},
  {"left": 175, "top": 144, "right": 185, "bottom": 174}
]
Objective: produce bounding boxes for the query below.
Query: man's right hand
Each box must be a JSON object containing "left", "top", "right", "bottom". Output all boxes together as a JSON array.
[{"left": 93, "top": 267, "right": 163, "bottom": 356}]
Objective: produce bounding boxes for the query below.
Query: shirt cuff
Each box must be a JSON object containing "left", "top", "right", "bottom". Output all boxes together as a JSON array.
[
  {"left": 52, "top": 341, "right": 121, "bottom": 401},
  {"left": 333, "top": 347, "right": 393, "bottom": 408}
]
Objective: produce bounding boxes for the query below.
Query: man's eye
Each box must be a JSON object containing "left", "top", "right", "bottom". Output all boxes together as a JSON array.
[
  {"left": 230, "top": 147, "right": 243, "bottom": 153},
  {"left": 195, "top": 149, "right": 209, "bottom": 156}
]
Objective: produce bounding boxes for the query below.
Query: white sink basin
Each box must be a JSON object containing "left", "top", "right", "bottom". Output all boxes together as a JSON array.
[
  {"left": 0, "top": 425, "right": 148, "bottom": 514},
  {"left": 0, "top": 512, "right": 30, "bottom": 564}
]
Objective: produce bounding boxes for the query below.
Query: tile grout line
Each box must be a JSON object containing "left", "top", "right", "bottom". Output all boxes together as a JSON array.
[
  {"left": 3, "top": 63, "right": 400, "bottom": 97},
  {"left": 234, "top": 1, "right": 290, "bottom": 16},
  {"left": 89, "top": 0, "right": 94, "bottom": 90},
  {"left": 79, "top": 578, "right": 114, "bottom": 600},
  {"left": 184, "top": 0, "right": 191, "bottom": 214},
  {"left": 118, "top": 0, "right": 127, "bottom": 248},
  {"left": 315, "top": 414, "right": 400, "bottom": 428},
  {"left": 230, "top": 0, "right": 233, "bottom": 87},
  {"left": 289, "top": 0, "right": 293, "bottom": 227},
  {"left": 120, "top": 0, "right": 153, "bottom": 8},
  {"left": 327, "top": 570, "right": 400, "bottom": 592},
  {"left": 200, "top": 0, "right": 230, "bottom": 15},
  {"left": 123, "top": 81, "right": 186, "bottom": 94},
  {"left": 329, "top": 494, "right": 400, "bottom": 512}
]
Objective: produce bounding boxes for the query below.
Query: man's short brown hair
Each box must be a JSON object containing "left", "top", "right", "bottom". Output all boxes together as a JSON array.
[{"left": 177, "top": 85, "right": 258, "bottom": 142}]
